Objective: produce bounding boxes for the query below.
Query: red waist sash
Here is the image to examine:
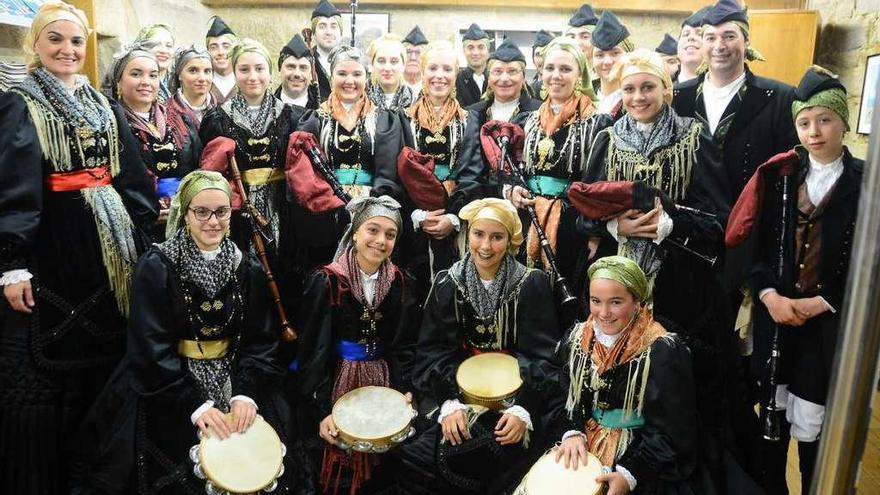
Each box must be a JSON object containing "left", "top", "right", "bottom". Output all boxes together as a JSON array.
[{"left": 45, "top": 166, "right": 112, "bottom": 192}]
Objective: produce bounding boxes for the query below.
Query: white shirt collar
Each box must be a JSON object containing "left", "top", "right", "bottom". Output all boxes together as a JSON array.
[
  {"left": 702, "top": 71, "right": 747, "bottom": 135},
  {"left": 592, "top": 320, "right": 625, "bottom": 348},
  {"left": 597, "top": 88, "right": 622, "bottom": 115},
  {"left": 472, "top": 71, "right": 485, "bottom": 88},
  {"left": 806, "top": 152, "right": 845, "bottom": 205},
  {"left": 359, "top": 269, "right": 379, "bottom": 305},
  {"left": 491, "top": 98, "right": 519, "bottom": 122},
  {"left": 200, "top": 247, "right": 220, "bottom": 261},
  {"left": 212, "top": 71, "right": 236, "bottom": 96},
  {"left": 280, "top": 90, "right": 309, "bottom": 108}
]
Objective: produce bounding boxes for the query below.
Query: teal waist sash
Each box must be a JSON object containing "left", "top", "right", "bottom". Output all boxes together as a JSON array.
[
  {"left": 334, "top": 168, "right": 374, "bottom": 186},
  {"left": 433, "top": 164, "right": 452, "bottom": 182},
  {"left": 592, "top": 408, "right": 646, "bottom": 429},
  {"left": 526, "top": 175, "right": 570, "bottom": 198}
]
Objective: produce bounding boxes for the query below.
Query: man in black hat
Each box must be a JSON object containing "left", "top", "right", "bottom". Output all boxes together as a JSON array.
[
  {"left": 276, "top": 34, "right": 319, "bottom": 111},
  {"left": 674, "top": 0, "right": 796, "bottom": 197},
  {"left": 530, "top": 30, "right": 553, "bottom": 97},
  {"left": 591, "top": 10, "right": 633, "bottom": 115},
  {"left": 205, "top": 16, "right": 236, "bottom": 104},
  {"left": 677, "top": 5, "right": 712, "bottom": 83},
  {"left": 655, "top": 33, "right": 680, "bottom": 81},
  {"left": 747, "top": 66, "right": 861, "bottom": 495},
  {"left": 402, "top": 26, "right": 428, "bottom": 95},
  {"left": 310, "top": 0, "right": 343, "bottom": 102},
  {"left": 565, "top": 4, "right": 598, "bottom": 63},
  {"left": 455, "top": 23, "right": 491, "bottom": 107},
  {"left": 672, "top": 1, "right": 798, "bottom": 491}
]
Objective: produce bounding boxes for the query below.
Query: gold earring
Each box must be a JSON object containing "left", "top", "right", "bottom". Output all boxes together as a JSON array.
[
  {"left": 116, "top": 86, "right": 122, "bottom": 100},
  {"left": 223, "top": 227, "right": 230, "bottom": 238},
  {"left": 539, "top": 85, "right": 548, "bottom": 100},
  {"left": 573, "top": 81, "right": 583, "bottom": 98},
  {"left": 451, "top": 86, "right": 457, "bottom": 99}
]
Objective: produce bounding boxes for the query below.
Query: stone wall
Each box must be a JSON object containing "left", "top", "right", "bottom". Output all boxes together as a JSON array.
[{"left": 808, "top": 0, "right": 880, "bottom": 156}]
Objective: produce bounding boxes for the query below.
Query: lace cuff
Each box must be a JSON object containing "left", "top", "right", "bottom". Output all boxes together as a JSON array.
[
  {"left": 1, "top": 269, "right": 33, "bottom": 286},
  {"left": 411, "top": 209, "right": 428, "bottom": 231},
  {"left": 653, "top": 211, "right": 674, "bottom": 245},
  {"left": 561, "top": 429, "right": 586, "bottom": 442},
  {"left": 607, "top": 218, "right": 627, "bottom": 243},
  {"left": 617, "top": 464, "right": 638, "bottom": 491},
  {"left": 230, "top": 395, "right": 258, "bottom": 409},
  {"left": 437, "top": 399, "right": 470, "bottom": 424},
  {"left": 501, "top": 405, "right": 533, "bottom": 431},
  {"left": 191, "top": 400, "right": 215, "bottom": 425},
  {"left": 445, "top": 213, "right": 461, "bottom": 232}
]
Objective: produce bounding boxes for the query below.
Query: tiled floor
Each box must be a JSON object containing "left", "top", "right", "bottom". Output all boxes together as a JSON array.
[{"left": 785, "top": 394, "right": 880, "bottom": 494}]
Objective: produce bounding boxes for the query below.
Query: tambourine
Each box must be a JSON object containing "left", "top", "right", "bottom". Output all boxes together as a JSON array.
[
  {"left": 514, "top": 448, "right": 607, "bottom": 495},
  {"left": 190, "top": 414, "right": 285, "bottom": 495},
  {"left": 456, "top": 352, "right": 522, "bottom": 410},
  {"left": 331, "top": 385, "right": 416, "bottom": 453}
]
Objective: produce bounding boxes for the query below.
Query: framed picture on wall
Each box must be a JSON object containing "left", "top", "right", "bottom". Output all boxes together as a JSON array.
[
  {"left": 857, "top": 53, "right": 879, "bottom": 135},
  {"left": 340, "top": 12, "right": 391, "bottom": 55}
]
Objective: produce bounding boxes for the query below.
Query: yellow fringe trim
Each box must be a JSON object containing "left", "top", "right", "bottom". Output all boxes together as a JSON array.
[
  {"left": 82, "top": 188, "right": 134, "bottom": 317},
  {"left": 606, "top": 123, "right": 702, "bottom": 204}
]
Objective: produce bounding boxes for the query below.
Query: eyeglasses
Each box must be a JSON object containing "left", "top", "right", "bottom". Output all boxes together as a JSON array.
[
  {"left": 489, "top": 68, "right": 523, "bottom": 78},
  {"left": 189, "top": 206, "right": 232, "bottom": 221}
]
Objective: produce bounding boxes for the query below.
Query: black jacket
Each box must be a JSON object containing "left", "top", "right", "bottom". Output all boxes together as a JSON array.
[
  {"left": 455, "top": 67, "right": 488, "bottom": 108},
  {"left": 312, "top": 48, "right": 332, "bottom": 103},
  {"left": 748, "top": 147, "right": 863, "bottom": 400},
  {"left": 672, "top": 67, "right": 798, "bottom": 196},
  {"left": 459, "top": 93, "right": 541, "bottom": 203}
]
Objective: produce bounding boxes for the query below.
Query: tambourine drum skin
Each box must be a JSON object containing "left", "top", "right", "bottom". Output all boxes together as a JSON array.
[
  {"left": 456, "top": 352, "right": 523, "bottom": 410},
  {"left": 332, "top": 386, "right": 415, "bottom": 453},
  {"left": 520, "top": 450, "right": 606, "bottom": 495},
  {"left": 198, "top": 415, "right": 284, "bottom": 494}
]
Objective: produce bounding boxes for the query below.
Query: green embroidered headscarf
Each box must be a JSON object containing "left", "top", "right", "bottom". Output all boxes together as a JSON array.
[
  {"left": 165, "top": 170, "right": 232, "bottom": 238},
  {"left": 542, "top": 36, "right": 598, "bottom": 102},
  {"left": 588, "top": 255, "right": 649, "bottom": 302}
]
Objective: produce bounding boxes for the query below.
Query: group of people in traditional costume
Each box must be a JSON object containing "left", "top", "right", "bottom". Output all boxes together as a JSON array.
[{"left": 0, "top": 0, "right": 864, "bottom": 494}]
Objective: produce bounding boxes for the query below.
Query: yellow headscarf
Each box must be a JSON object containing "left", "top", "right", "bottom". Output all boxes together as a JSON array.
[
  {"left": 612, "top": 48, "right": 674, "bottom": 104},
  {"left": 229, "top": 38, "right": 273, "bottom": 72},
  {"left": 541, "top": 36, "right": 597, "bottom": 102},
  {"left": 459, "top": 198, "right": 524, "bottom": 254},
  {"left": 23, "top": 1, "right": 91, "bottom": 72}
]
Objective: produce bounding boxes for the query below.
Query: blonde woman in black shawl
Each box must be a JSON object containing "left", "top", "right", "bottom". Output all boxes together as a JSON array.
[
  {"left": 0, "top": 3, "right": 156, "bottom": 490},
  {"left": 379, "top": 199, "right": 562, "bottom": 494}
]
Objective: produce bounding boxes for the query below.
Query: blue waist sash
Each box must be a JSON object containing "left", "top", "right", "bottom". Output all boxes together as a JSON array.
[
  {"left": 592, "top": 408, "right": 646, "bottom": 429},
  {"left": 433, "top": 164, "right": 452, "bottom": 182},
  {"left": 334, "top": 168, "right": 374, "bottom": 186},
  {"left": 335, "top": 339, "right": 385, "bottom": 361},
  {"left": 526, "top": 175, "right": 570, "bottom": 198},
  {"left": 156, "top": 177, "right": 182, "bottom": 198}
]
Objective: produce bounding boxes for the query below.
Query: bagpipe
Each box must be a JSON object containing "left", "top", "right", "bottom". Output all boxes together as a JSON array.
[
  {"left": 480, "top": 120, "right": 578, "bottom": 310},
  {"left": 201, "top": 137, "right": 297, "bottom": 342},
  {"left": 725, "top": 149, "right": 800, "bottom": 442},
  {"left": 567, "top": 180, "right": 721, "bottom": 267},
  {"left": 284, "top": 131, "right": 351, "bottom": 214}
]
